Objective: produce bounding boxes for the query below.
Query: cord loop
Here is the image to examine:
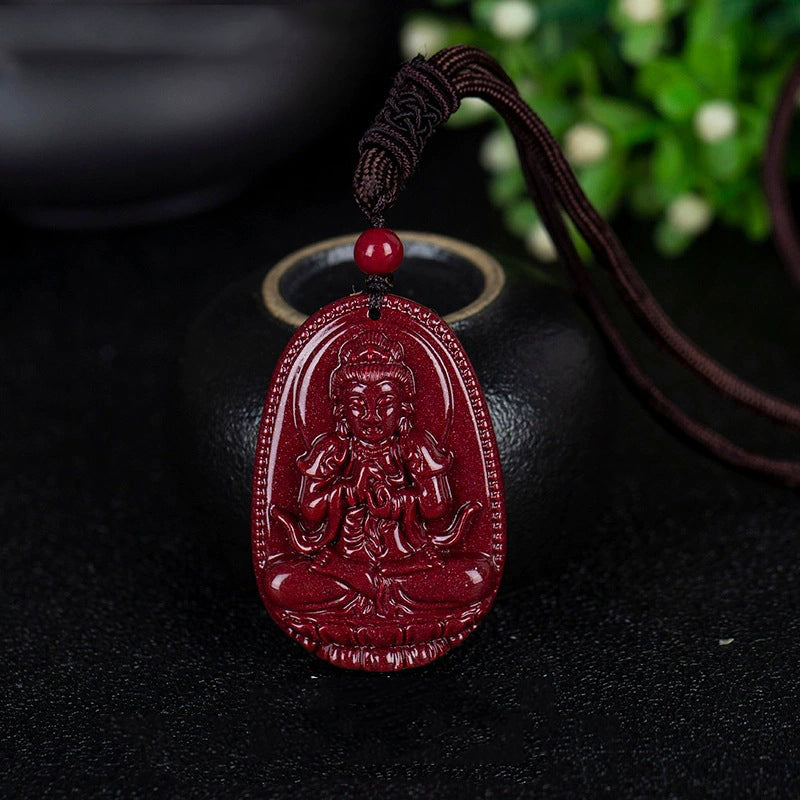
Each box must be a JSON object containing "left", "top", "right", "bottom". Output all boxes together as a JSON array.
[{"left": 353, "top": 46, "right": 800, "bottom": 486}]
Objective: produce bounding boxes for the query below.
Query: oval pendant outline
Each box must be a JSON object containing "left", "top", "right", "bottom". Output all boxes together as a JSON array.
[{"left": 252, "top": 293, "right": 506, "bottom": 670}]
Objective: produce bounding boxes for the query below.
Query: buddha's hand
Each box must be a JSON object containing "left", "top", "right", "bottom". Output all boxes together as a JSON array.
[
  {"left": 335, "top": 478, "right": 360, "bottom": 507},
  {"left": 368, "top": 486, "right": 417, "bottom": 519},
  {"left": 367, "top": 484, "right": 398, "bottom": 519},
  {"left": 351, "top": 463, "right": 380, "bottom": 497}
]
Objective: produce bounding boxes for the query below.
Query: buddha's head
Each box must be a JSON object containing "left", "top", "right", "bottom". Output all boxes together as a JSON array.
[{"left": 330, "top": 331, "right": 415, "bottom": 443}]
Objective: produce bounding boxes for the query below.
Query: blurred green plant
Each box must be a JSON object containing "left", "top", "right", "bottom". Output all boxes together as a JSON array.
[{"left": 400, "top": 0, "right": 800, "bottom": 259}]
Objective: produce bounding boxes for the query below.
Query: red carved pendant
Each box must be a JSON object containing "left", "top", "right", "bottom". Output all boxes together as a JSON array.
[{"left": 252, "top": 294, "right": 506, "bottom": 671}]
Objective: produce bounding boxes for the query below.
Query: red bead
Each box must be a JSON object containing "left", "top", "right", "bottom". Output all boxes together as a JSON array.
[{"left": 353, "top": 228, "right": 404, "bottom": 275}]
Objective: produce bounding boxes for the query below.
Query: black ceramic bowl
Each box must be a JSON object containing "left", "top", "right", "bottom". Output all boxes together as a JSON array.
[
  {"left": 178, "top": 232, "right": 615, "bottom": 589},
  {"left": 0, "top": 4, "right": 398, "bottom": 227}
]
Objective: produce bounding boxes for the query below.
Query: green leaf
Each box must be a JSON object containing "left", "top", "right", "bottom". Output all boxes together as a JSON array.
[
  {"left": 577, "top": 158, "right": 625, "bottom": 216},
  {"left": 718, "top": 0, "right": 759, "bottom": 25},
  {"left": 654, "top": 218, "right": 693, "bottom": 256},
  {"left": 503, "top": 40, "right": 540, "bottom": 76},
  {"left": 573, "top": 50, "right": 602, "bottom": 95},
  {"left": 582, "top": 96, "right": 659, "bottom": 146},
  {"left": 488, "top": 169, "right": 526, "bottom": 206},
  {"left": 621, "top": 24, "right": 666, "bottom": 66},
  {"left": 703, "top": 136, "right": 747, "bottom": 181},
  {"left": 656, "top": 77, "right": 704, "bottom": 121},
  {"left": 442, "top": 21, "right": 483, "bottom": 48},
  {"left": 505, "top": 201, "right": 538, "bottom": 237},
  {"left": 664, "top": 0, "right": 689, "bottom": 15},
  {"left": 753, "top": 66, "right": 790, "bottom": 116},
  {"left": 652, "top": 133, "right": 689, "bottom": 194},
  {"left": 630, "top": 179, "right": 668, "bottom": 217},
  {"left": 712, "top": 179, "right": 749, "bottom": 223},
  {"left": 636, "top": 58, "right": 678, "bottom": 97},
  {"left": 741, "top": 187, "right": 771, "bottom": 239},
  {"left": 637, "top": 59, "right": 704, "bottom": 120},
  {"left": 535, "top": 0, "right": 607, "bottom": 27},
  {"left": 472, "top": 0, "right": 500, "bottom": 27},
  {"left": 737, "top": 104, "right": 768, "bottom": 160},
  {"left": 686, "top": 0, "right": 721, "bottom": 45},
  {"left": 538, "top": 22, "right": 565, "bottom": 63},
  {"left": 686, "top": 34, "right": 738, "bottom": 97},
  {"left": 529, "top": 96, "right": 578, "bottom": 138}
]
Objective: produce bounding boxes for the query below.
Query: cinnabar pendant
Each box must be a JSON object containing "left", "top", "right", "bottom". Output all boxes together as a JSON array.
[{"left": 252, "top": 292, "right": 506, "bottom": 671}]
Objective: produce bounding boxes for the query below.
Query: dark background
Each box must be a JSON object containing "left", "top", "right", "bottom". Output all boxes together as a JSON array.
[{"left": 3, "top": 17, "right": 800, "bottom": 800}]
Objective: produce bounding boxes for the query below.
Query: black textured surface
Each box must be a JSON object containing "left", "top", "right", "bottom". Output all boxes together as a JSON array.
[{"left": 3, "top": 126, "right": 800, "bottom": 798}]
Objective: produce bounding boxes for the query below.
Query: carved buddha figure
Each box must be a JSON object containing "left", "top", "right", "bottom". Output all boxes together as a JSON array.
[{"left": 265, "top": 330, "right": 492, "bottom": 619}]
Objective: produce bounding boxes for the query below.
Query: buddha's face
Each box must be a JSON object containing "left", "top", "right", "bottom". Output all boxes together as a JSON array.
[{"left": 344, "top": 380, "right": 402, "bottom": 443}]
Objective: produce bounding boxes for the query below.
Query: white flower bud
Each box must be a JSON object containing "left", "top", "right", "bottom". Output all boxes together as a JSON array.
[
  {"left": 526, "top": 223, "right": 558, "bottom": 262},
  {"left": 619, "top": 0, "right": 664, "bottom": 24},
  {"left": 399, "top": 18, "right": 448, "bottom": 61},
  {"left": 693, "top": 100, "right": 738, "bottom": 143},
  {"left": 480, "top": 130, "right": 518, "bottom": 173},
  {"left": 564, "top": 123, "right": 611, "bottom": 166},
  {"left": 490, "top": 1, "right": 539, "bottom": 41},
  {"left": 667, "top": 193, "right": 713, "bottom": 235}
]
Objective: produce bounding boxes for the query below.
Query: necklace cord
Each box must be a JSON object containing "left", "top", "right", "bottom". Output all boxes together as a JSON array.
[
  {"left": 764, "top": 59, "right": 800, "bottom": 287},
  {"left": 353, "top": 46, "right": 800, "bottom": 486}
]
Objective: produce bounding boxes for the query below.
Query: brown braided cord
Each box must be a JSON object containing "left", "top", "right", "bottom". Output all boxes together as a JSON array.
[
  {"left": 355, "top": 56, "right": 459, "bottom": 226},
  {"left": 354, "top": 45, "right": 800, "bottom": 487},
  {"left": 764, "top": 59, "right": 800, "bottom": 286}
]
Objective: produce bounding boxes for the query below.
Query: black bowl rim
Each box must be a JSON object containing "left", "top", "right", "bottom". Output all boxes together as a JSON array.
[{"left": 261, "top": 231, "right": 506, "bottom": 328}]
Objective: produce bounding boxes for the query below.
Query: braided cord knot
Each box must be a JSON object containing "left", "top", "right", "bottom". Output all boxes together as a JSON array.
[{"left": 354, "top": 56, "right": 459, "bottom": 226}]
